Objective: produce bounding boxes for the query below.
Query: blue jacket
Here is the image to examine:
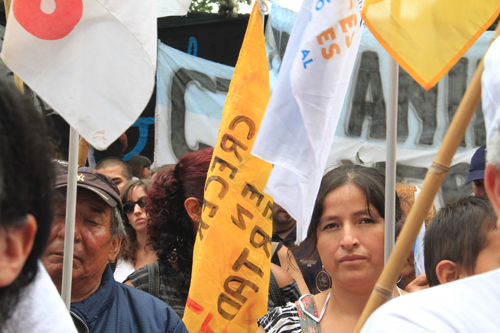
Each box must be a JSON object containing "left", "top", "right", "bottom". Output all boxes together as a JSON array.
[{"left": 70, "top": 265, "right": 188, "bottom": 333}]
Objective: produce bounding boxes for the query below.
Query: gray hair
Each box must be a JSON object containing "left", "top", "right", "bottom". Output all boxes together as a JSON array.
[
  {"left": 110, "top": 207, "right": 126, "bottom": 238},
  {"left": 487, "top": 131, "right": 500, "bottom": 167}
]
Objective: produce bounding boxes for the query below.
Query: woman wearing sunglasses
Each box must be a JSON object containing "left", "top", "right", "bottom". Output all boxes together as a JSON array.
[
  {"left": 124, "top": 148, "right": 213, "bottom": 318},
  {"left": 113, "top": 179, "right": 157, "bottom": 282}
]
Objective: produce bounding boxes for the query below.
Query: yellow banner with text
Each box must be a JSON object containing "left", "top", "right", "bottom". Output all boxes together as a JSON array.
[{"left": 183, "top": 3, "right": 273, "bottom": 332}]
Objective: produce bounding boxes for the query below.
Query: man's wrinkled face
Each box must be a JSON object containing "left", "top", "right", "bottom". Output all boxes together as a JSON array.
[{"left": 41, "top": 189, "right": 120, "bottom": 291}]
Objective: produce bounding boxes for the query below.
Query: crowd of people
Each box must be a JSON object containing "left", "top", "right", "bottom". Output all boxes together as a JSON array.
[{"left": 2, "top": 39, "right": 500, "bottom": 333}]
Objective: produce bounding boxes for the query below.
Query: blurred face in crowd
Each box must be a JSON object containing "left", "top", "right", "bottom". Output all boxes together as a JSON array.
[
  {"left": 125, "top": 186, "right": 148, "bottom": 234},
  {"left": 316, "top": 184, "right": 385, "bottom": 293},
  {"left": 473, "top": 179, "right": 486, "bottom": 197},
  {"left": 141, "top": 167, "right": 151, "bottom": 180},
  {"left": 397, "top": 199, "right": 416, "bottom": 289},
  {"left": 272, "top": 203, "right": 296, "bottom": 236},
  {"left": 42, "top": 189, "right": 121, "bottom": 302},
  {"left": 486, "top": 163, "right": 500, "bottom": 229},
  {"left": 97, "top": 165, "right": 128, "bottom": 194},
  {"left": 272, "top": 203, "right": 294, "bottom": 226}
]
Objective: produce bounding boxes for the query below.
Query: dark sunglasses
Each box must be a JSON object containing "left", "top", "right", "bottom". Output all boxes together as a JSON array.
[{"left": 123, "top": 197, "right": 146, "bottom": 214}]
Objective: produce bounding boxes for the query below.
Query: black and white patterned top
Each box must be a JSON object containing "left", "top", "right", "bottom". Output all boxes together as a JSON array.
[
  {"left": 259, "top": 302, "right": 302, "bottom": 333},
  {"left": 268, "top": 280, "right": 301, "bottom": 311},
  {"left": 259, "top": 294, "right": 323, "bottom": 333}
]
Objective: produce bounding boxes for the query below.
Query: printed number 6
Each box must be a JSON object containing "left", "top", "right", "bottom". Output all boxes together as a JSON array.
[{"left": 13, "top": 0, "right": 83, "bottom": 40}]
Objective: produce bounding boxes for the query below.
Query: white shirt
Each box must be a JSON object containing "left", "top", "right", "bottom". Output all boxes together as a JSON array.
[
  {"left": 362, "top": 268, "right": 500, "bottom": 332},
  {"left": 4, "top": 261, "right": 77, "bottom": 332},
  {"left": 113, "top": 258, "right": 135, "bottom": 283}
]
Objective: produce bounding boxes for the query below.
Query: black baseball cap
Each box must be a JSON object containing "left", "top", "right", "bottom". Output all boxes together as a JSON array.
[
  {"left": 466, "top": 146, "right": 486, "bottom": 184},
  {"left": 55, "top": 167, "right": 123, "bottom": 214}
]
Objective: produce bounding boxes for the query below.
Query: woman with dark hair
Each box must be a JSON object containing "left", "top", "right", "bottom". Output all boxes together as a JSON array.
[
  {"left": 114, "top": 179, "right": 157, "bottom": 282},
  {"left": 125, "top": 148, "right": 213, "bottom": 318},
  {"left": 128, "top": 154, "right": 152, "bottom": 179},
  {"left": 258, "top": 165, "right": 403, "bottom": 333}
]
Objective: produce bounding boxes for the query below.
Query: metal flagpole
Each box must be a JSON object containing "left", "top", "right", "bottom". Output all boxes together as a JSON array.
[
  {"left": 383, "top": 0, "right": 400, "bottom": 299},
  {"left": 61, "top": 126, "right": 79, "bottom": 309},
  {"left": 257, "top": 0, "right": 267, "bottom": 28},
  {"left": 384, "top": 57, "right": 398, "bottom": 276}
]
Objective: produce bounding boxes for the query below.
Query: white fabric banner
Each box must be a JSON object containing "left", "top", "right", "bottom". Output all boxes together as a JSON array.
[
  {"left": 157, "top": 0, "right": 192, "bottom": 17},
  {"left": 252, "top": 0, "right": 365, "bottom": 243},
  {"left": 1, "top": 0, "right": 157, "bottom": 150},
  {"left": 482, "top": 37, "right": 500, "bottom": 148},
  {"left": 154, "top": 41, "right": 234, "bottom": 166}
]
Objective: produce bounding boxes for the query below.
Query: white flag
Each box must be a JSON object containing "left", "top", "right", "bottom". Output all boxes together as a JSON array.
[
  {"left": 1, "top": 0, "right": 157, "bottom": 150},
  {"left": 252, "top": 0, "right": 364, "bottom": 243},
  {"left": 157, "top": 0, "right": 192, "bottom": 17},
  {"left": 482, "top": 37, "right": 500, "bottom": 148}
]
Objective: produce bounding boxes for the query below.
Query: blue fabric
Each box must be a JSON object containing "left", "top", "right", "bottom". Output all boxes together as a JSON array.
[{"left": 70, "top": 265, "right": 187, "bottom": 333}]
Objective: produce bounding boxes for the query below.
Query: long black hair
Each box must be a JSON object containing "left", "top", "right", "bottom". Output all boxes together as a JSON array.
[{"left": 0, "top": 79, "right": 55, "bottom": 323}]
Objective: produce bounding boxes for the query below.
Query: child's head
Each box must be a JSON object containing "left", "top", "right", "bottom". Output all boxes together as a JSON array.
[{"left": 424, "top": 196, "right": 498, "bottom": 287}]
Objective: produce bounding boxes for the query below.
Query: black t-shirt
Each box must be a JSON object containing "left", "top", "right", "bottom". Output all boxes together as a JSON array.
[{"left": 272, "top": 227, "right": 323, "bottom": 294}]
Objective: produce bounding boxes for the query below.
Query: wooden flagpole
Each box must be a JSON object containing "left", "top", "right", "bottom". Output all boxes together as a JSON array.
[
  {"left": 78, "top": 137, "right": 90, "bottom": 166},
  {"left": 353, "top": 23, "right": 500, "bottom": 332}
]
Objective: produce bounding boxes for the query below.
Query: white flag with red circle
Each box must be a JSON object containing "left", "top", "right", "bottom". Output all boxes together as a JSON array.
[{"left": 1, "top": 0, "right": 157, "bottom": 150}]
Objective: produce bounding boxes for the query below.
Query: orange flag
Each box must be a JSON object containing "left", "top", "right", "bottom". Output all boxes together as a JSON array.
[
  {"left": 182, "top": 3, "right": 272, "bottom": 332},
  {"left": 362, "top": 0, "right": 500, "bottom": 90}
]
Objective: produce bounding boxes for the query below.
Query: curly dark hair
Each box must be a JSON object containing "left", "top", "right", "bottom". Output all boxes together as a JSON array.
[
  {"left": 146, "top": 148, "right": 213, "bottom": 291},
  {"left": 0, "top": 79, "right": 55, "bottom": 323},
  {"left": 119, "top": 179, "right": 152, "bottom": 265}
]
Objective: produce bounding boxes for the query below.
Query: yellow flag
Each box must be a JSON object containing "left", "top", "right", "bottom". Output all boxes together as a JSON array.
[
  {"left": 183, "top": 3, "right": 272, "bottom": 332},
  {"left": 362, "top": 0, "right": 500, "bottom": 90}
]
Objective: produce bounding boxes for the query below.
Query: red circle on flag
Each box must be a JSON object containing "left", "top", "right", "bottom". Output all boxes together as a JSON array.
[{"left": 13, "top": 0, "right": 83, "bottom": 40}]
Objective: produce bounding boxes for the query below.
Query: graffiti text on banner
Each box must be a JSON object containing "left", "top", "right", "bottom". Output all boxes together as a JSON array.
[{"left": 155, "top": 24, "right": 490, "bottom": 205}]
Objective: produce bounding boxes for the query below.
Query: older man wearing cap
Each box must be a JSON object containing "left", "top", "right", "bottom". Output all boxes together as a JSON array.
[
  {"left": 41, "top": 167, "right": 187, "bottom": 333},
  {"left": 360, "top": 35, "right": 500, "bottom": 332},
  {"left": 467, "top": 145, "right": 487, "bottom": 196}
]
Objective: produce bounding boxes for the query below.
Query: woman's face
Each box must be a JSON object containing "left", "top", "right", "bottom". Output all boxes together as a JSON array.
[
  {"left": 141, "top": 166, "right": 151, "bottom": 179},
  {"left": 316, "top": 183, "right": 385, "bottom": 292},
  {"left": 126, "top": 186, "right": 148, "bottom": 234}
]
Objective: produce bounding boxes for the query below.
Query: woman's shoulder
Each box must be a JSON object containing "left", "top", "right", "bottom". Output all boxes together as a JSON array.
[
  {"left": 114, "top": 258, "right": 135, "bottom": 283},
  {"left": 127, "top": 263, "right": 150, "bottom": 290},
  {"left": 127, "top": 261, "right": 180, "bottom": 290}
]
